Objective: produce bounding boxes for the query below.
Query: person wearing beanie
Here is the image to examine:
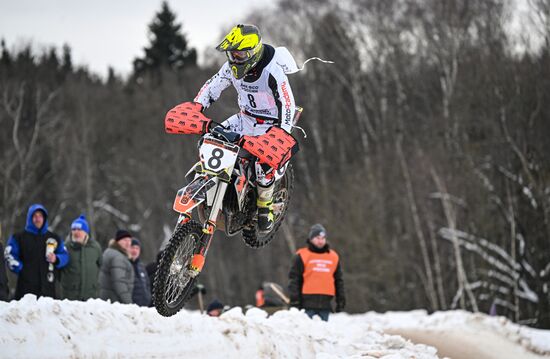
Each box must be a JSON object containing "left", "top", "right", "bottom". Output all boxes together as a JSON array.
[
  {"left": 129, "top": 238, "right": 152, "bottom": 307},
  {"left": 70, "top": 215, "right": 90, "bottom": 236},
  {"left": 5, "top": 204, "right": 69, "bottom": 299},
  {"left": 308, "top": 223, "right": 327, "bottom": 242},
  {"left": 98, "top": 229, "right": 135, "bottom": 304},
  {"left": 287, "top": 223, "right": 346, "bottom": 321},
  {"left": 206, "top": 299, "right": 224, "bottom": 317},
  {"left": 61, "top": 214, "right": 102, "bottom": 301},
  {"left": 115, "top": 229, "right": 132, "bottom": 243}
]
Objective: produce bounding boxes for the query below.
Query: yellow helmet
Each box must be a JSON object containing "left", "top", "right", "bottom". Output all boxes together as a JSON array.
[{"left": 216, "top": 24, "right": 264, "bottom": 79}]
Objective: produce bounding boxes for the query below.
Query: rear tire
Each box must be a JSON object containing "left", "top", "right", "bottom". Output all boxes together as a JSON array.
[
  {"left": 242, "top": 164, "right": 294, "bottom": 248},
  {"left": 153, "top": 220, "right": 203, "bottom": 317}
]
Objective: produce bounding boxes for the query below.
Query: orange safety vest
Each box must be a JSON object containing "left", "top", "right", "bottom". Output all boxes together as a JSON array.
[{"left": 297, "top": 248, "right": 339, "bottom": 296}]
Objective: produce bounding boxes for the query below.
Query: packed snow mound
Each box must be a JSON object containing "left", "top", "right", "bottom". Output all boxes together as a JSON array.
[
  {"left": 0, "top": 295, "right": 437, "bottom": 359},
  {"left": 348, "top": 310, "right": 550, "bottom": 356}
]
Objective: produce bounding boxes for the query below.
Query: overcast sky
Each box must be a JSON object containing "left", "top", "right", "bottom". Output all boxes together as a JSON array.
[
  {"left": 0, "top": 0, "right": 541, "bottom": 79},
  {"left": 0, "top": 0, "right": 273, "bottom": 77}
]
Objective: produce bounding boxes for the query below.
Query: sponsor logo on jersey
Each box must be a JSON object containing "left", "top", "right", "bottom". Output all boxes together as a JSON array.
[
  {"left": 277, "top": 61, "right": 291, "bottom": 73},
  {"left": 248, "top": 108, "right": 272, "bottom": 115},
  {"left": 281, "top": 81, "right": 292, "bottom": 126},
  {"left": 241, "top": 84, "right": 259, "bottom": 93}
]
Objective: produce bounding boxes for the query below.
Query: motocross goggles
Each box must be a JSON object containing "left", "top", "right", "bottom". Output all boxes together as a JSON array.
[{"left": 226, "top": 50, "right": 253, "bottom": 64}]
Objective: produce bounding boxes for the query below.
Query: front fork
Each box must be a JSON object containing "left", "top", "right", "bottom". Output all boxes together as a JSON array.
[{"left": 188, "top": 181, "right": 229, "bottom": 276}]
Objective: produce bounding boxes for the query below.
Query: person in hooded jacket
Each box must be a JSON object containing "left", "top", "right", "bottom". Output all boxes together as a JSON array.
[
  {"left": 4, "top": 204, "right": 69, "bottom": 299},
  {"left": 98, "top": 229, "right": 134, "bottom": 304},
  {"left": 61, "top": 215, "right": 102, "bottom": 301},
  {"left": 288, "top": 224, "right": 345, "bottom": 321}
]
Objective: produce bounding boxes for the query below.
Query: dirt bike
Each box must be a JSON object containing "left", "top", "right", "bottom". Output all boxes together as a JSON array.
[{"left": 153, "top": 102, "right": 302, "bottom": 317}]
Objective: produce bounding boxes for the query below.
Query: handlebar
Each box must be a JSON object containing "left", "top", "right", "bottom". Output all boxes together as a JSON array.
[
  {"left": 210, "top": 125, "right": 242, "bottom": 143},
  {"left": 201, "top": 127, "right": 255, "bottom": 160}
]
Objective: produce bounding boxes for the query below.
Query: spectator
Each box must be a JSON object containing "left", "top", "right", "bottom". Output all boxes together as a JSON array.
[
  {"left": 129, "top": 238, "right": 151, "bottom": 307},
  {"left": 61, "top": 215, "right": 102, "bottom": 301},
  {"left": 206, "top": 299, "right": 224, "bottom": 317},
  {"left": 98, "top": 229, "right": 134, "bottom": 304},
  {"left": 4, "top": 204, "right": 69, "bottom": 299},
  {"left": 255, "top": 284, "right": 265, "bottom": 308},
  {"left": 256, "top": 281, "right": 288, "bottom": 315},
  {"left": 0, "top": 241, "right": 9, "bottom": 301},
  {"left": 288, "top": 224, "right": 345, "bottom": 321}
]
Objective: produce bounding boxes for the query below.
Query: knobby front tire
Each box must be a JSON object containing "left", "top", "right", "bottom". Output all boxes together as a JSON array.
[{"left": 153, "top": 220, "right": 203, "bottom": 317}]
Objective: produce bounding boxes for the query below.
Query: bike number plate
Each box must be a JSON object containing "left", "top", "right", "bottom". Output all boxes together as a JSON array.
[{"left": 200, "top": 138, "right": 239, "bottom": 173}]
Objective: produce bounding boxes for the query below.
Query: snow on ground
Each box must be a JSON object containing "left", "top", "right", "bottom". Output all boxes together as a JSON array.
[
  {"left": 2, "top": 296, "right": 550, "bottom": 359},
  {"left": 341, "top": 310, "right": 550, "bottom": 357},
  {"left": 0, "top": 295, "right": 437, "bottom": 359}
]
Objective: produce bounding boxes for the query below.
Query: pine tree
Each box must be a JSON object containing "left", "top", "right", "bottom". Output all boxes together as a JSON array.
[
  {"left": 1, "top": 39, "right": 12, "bottom": 67},
  {"left": 133, "top": 1, "right": 197, "bottom": 76},
  {"left": 62, "top": 44, "right": 73, "bottom": 73}
]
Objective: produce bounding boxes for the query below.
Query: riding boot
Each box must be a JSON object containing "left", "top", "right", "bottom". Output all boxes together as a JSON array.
[{"left": 257, "top": 181, "right": 275, "bottom": 231}]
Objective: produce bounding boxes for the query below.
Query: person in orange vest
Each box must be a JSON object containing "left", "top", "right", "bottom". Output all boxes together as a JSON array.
[
  {"left": 288, "top": 224, "right": 345, "bottom": 321},
  {"left": 255, "top": 284, "right": 265, "bottom": 307}
]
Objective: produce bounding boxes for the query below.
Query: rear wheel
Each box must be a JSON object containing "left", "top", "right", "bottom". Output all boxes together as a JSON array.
[
  {"left": 242, "top": 164, "right": 294, "bottom": 248},
  {"left": 153, "top": 220, "right": 203, "bottom": 317}
]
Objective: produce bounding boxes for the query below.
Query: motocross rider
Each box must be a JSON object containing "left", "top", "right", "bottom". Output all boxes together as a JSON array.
[{"left": 193, "top": 24, "right": 296, "bottom": 232}]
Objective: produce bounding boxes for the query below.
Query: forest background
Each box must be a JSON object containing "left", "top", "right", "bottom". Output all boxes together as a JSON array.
[{"left": 1, "top": 0, "right": 549, "bottom": 328}]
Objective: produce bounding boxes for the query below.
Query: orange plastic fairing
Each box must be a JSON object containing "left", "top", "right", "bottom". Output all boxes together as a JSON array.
[
  {"left": 235, "top": 173, "right": 246, "bottom": 193},
  {"left": 165, "top": 102, "right": 212, "bottom": 135},
  {"left": 173, "top": 188, "right": 202, "bottom": 214}
]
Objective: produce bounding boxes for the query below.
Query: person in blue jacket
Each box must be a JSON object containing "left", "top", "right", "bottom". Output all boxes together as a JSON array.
[{"left": 4, "top": 204, "right": 69, "bottom": 299}]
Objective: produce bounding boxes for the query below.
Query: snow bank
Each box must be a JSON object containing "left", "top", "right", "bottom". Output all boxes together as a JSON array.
[
  {"left": 0, "top": 295, "right": 437, "bottom": 359},
  {"left": 345, "top": 309, "right": 550, "bottom": 356}
]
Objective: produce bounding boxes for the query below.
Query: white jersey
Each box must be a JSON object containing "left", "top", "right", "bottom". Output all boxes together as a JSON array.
[{"left": 194, "top": 46, "right": 297, "bottom": 133}]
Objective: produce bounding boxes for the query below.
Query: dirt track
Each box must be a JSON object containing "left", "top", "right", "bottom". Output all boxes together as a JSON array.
[{"left": 385, "top": 327, "right": 548, "bottom": 359}]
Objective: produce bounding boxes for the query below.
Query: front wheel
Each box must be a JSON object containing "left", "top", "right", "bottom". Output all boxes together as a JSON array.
[{"left": 153, "top": 220, "right": 203, "bottom": 317}]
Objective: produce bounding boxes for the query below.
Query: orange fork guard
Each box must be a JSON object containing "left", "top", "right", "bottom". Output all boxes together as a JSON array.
[
  {"left": 165, "top": 102, "right": 212, "bottom": 135},
  {"left": 190, "top": 254, "right": 206, "bottom": 272}
]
